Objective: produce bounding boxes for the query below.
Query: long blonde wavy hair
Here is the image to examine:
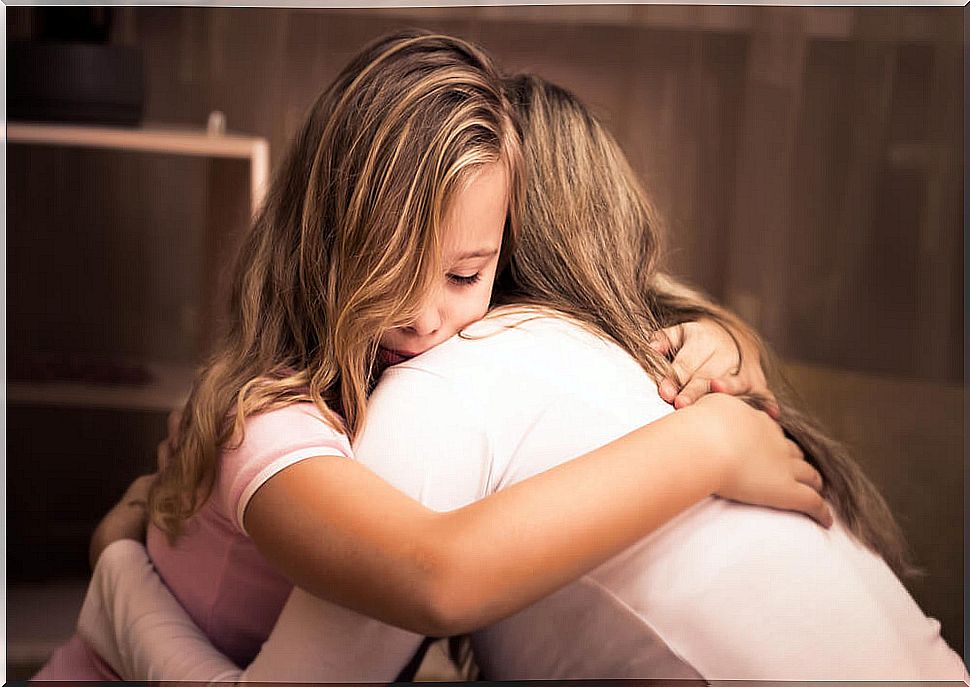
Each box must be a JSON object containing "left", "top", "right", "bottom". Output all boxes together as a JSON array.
[
  {"left": 494, "top": 74, "right": 916, "bottom": 580},
  {"left": 150, "top": 31, "right": 521, "bottom": 539}
]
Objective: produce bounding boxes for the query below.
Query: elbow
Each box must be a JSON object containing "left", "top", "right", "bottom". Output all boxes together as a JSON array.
[
  {"left": 417, "top": 576, "right": 482, "bottom": 637},
  {"left": 410, "top": 538, "right": 487, "bottom": 637}
]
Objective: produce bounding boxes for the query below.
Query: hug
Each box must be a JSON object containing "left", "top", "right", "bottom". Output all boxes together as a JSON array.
[{"left": 32, "top": 29, "right": 966, "bottom": 682}]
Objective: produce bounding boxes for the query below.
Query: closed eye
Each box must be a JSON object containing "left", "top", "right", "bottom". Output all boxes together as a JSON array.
[{"left": 447, "top": 272, "right": 482, "bottom": 286}]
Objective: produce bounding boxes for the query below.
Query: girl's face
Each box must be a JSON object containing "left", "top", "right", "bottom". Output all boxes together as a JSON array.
[{"left": 378, "top": 162, "right": 508, "bottom": 366}]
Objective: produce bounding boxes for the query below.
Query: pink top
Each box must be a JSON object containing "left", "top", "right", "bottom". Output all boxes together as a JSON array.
[{"left": 145, "top": 402, "right": 352, "bottom": 666}]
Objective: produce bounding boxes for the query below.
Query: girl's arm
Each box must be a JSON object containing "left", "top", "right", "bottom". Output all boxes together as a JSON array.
[
  {"left": 80, "top": 391, "right": 825, "bottom": 682},
  {"left": 243, "top": 393, "right": 825, "bottom": 638}
]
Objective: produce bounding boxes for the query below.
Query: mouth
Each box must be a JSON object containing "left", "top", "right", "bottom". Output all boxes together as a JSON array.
[{"left": 378, "top": 347, "right": 419, "bottom": 367}]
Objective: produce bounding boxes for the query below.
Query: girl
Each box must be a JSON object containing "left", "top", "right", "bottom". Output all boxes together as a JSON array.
[
  {"left": 37, "top": 31, "right": 822, "bottom": 681},
  {"left": 74, "top": 71, "right": 966, "bottom": 681}
]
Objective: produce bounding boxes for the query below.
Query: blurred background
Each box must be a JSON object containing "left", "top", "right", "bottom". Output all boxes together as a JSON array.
[{"left": 5, "top": 4, "right": 965, "bottom": 679}]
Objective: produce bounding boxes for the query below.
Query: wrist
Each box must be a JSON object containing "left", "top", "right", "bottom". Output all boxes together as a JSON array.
[{"left": 659, "top": 402, "right": 732, "bottom": 494}]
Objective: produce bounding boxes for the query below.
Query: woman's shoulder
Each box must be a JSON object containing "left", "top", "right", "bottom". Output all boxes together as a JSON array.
[{"left": 462, "top": 306, "right": 633, "bottom": 361}]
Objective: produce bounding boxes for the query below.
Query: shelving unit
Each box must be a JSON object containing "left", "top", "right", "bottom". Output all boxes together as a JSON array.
[
  {"left": 6, "top": 361, "right": 197, "bottom": 412},
  {"left": 7, "top": 123, "right": 269, "bottom": 216},
  {"left": 7, "top": 122, "right": 269, "bottom": 409},
  {"left": 7, "top": 123, "right": 271, "bottom": 673}
]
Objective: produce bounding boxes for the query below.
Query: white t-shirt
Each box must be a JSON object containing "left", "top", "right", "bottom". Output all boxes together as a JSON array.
[{"left": 79, "top": 312, "right": 969, "bottom": 682}]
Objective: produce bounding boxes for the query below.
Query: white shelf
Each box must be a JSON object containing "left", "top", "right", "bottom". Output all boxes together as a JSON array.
[
  {"left": 7, "top": 121, "right": 270, "bottom": 215},
  {"left": 7, "top": 362, "right": 196, "bottom": 412}
]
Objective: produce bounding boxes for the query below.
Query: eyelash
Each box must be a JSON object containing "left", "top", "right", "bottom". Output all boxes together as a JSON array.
[{"left": 447, "top": 272, "right": 482, "bottom": 287}]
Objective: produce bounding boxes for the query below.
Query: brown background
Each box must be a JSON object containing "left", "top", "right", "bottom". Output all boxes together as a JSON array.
[{"left": 7, "top": 4, "right": 965, "bottom": 669}]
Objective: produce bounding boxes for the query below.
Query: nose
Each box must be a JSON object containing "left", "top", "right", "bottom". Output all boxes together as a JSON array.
[{"left": 406, "top": 302, "right": 442, "bottom": 337}]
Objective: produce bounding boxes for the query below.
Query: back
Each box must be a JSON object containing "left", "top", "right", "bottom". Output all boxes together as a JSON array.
[{"left": 360, "top": 311, "right": 965, "bottom": 680}]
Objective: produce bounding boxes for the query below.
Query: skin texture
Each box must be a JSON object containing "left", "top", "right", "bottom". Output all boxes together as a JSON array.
[
  {"left": 242, "top": 391, "right": 825, "bottom": 637},
  {"left": 378, "top": 162, "right": 508, "bottom": 365}
]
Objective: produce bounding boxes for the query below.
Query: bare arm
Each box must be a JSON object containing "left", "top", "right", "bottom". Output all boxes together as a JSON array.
[
  {"left": 81, "top": 391, "right": 823, "bottom": 682},
  {"left": 246, "top": 392, "right": 826, "bottom": 637}
]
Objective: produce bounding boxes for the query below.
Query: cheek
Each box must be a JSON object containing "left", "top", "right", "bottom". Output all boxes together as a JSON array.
[
  {"left": 448, "top": 288, "right": 492, "bottom": 331},
  {"left": 466, "top": 278, "right": 496, "bottom": 320}
]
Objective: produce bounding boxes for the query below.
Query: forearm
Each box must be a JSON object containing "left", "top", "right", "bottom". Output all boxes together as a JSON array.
[
  {"left": 78, "top": 541, "right": 424, "bottom": 683},
  {"left": 78, "top": 540, "right": 241, "bottom": 683}
]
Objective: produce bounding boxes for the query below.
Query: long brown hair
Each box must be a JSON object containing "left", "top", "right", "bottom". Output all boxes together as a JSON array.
[
  {"left": 496, "top": 74, "right": 917, "bottom": 579},
  {"left": 150, "top": 31, "right": 521, "bottom": 539}
]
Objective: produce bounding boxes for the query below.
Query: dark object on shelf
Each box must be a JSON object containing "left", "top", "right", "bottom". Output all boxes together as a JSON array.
[
  {"left": 35, "top": 6, "right": 114, "bottom": 43},
  {"left": 8, "top": 41, "right": 145, "bottom": 126}
]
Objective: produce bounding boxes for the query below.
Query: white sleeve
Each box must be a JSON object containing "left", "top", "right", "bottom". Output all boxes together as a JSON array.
[
  {"left": 78, "top": 541, "right": 422, "bottom": 683},
  {"left": 78, "top": 367, "right": 493, "bottom": 682},
  {"left": 78, "top": 539, "right": 241, "bottom": 683}
]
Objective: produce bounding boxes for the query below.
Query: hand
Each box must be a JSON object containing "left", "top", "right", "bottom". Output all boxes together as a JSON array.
[
  {"left": 687, "top": 394, "right": 832, "bottom": 527},
  {"left": 157, "top": 407, "right": 182, "bottom": 471},
  {"left": 650, "top": 319, "right": 779, "bottom": 418},
  {"left": 89, "top": 473, "right": 156, "bottom": 570}
]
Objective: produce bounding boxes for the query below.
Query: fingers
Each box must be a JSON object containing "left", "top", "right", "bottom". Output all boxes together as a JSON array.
[
  {"left": 792, "top": 457, "right": 823, "bottom": 492},
  {"left": 167, "top": 408, "right": 182, "bottom": 436},
  {"left": 665, "top": 343, "right": 716, "bottom": 404},
  {"left": 672, "top": 377, "right": 711, "bottom": 409},
  {"left": 157, "top": 407, "right": 183, "bottom": 472},
  {"left": 763, "top": 392, "right": 781, "bottom": 420},
  {"left": 649, "top": 324, "right": 684, "bottom": 358},
  {"left": 790, "top": 483, "right": 833, "bottom": 528},
  {"left": 784, "top": 437, "right": 804, "bottom": 459},
  {"left": 156, "top": 438, "right": 172, "bottom": 472},
  {"left": 652, "top": 327, "right": 683, "bottom": 403},
  {"left": 709, "top": 375, "right": 751, "bottom": 396},
  {"left": 783, "top": 452, "right": 831, "bottom": 528},
  {"left": 711, "top": 376, "right": 781, "bottom": 419}
]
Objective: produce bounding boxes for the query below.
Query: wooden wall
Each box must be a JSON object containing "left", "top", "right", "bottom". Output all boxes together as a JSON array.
[
  {"left": 7, "top": 4, "right": 964, "bottom": 661},
  {"left": 10, "top": 5, "right": 959, "bottom": 376}
]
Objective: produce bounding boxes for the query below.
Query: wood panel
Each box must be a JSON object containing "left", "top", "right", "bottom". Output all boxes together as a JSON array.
[{"left": 784, "top": 362, "right": 964, "bottom": 654}]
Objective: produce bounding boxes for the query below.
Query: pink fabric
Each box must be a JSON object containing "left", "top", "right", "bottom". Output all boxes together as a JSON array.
[
  {"left": 33, "top": 634, "right": 119, "bottom": 681},
  {"left": 36, "top": 402, "right": 351, "bottom": 677}
]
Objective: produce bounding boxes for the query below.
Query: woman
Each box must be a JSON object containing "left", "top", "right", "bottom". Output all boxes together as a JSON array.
[
  {"left": 35, "top": 31, "right": 813, "bottom": 681},
  {"left": 72, "top": 70, "right": 966, "bottom": 681}
]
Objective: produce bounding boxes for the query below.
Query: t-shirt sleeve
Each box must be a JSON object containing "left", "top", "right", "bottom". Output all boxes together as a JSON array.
[{"left": 217, "top": 403, "right": 353, "bottom": 535}]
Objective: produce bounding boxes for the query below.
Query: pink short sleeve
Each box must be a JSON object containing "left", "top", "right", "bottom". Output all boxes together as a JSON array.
[{"left": 216, "top": 403, "right": 352, "bottom": 535}]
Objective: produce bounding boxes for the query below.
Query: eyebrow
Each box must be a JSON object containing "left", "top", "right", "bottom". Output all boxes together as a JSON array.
[{"left": 452, "top": 248, "right": 499, "bottom": 261}]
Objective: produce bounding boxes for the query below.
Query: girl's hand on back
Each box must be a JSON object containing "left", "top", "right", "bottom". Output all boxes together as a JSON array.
[
  {"left": 651, "top": 319, "right": 780, "bottom": 418},
  {"left": 685, "top": 393, "right": 832, "bottom": 528}
]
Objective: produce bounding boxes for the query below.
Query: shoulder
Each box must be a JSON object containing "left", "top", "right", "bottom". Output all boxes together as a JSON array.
[
  {"left": 237, "top": 403, "right": 349, "bottom": 451},
  {"left": 216, "top": 403, "right": 353, "bottom": 533}
]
